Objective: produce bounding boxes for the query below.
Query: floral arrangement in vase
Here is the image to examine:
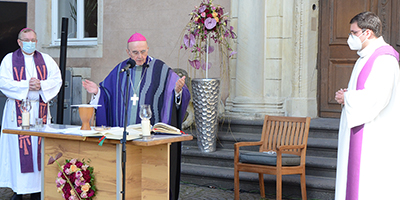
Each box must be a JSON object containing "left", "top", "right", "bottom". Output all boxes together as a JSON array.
[
  {"left": 48, "top": 153, "right": 96, "bottom": 200},
  {"left": 181, "top": 0, "right": 236, "bottom": 78}
]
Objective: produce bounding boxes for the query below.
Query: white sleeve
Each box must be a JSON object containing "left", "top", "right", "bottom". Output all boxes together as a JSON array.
[
  {"left": 344, "top": 55, "right": 399, "bottom": 128},
  {"left": 174, "top": 89, "right": 182, "bottom": 106},
  {"left": 38, "top": 53, "right": 62, "bottom": 103},
  {"left": 0, "top": 53, "right": 30, "bottom": 100},
  {"left": 89, "top": 89, "right": 101, "bottom": 106}
]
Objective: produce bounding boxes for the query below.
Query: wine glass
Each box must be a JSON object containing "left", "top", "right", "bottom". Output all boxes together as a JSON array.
[
  {"left": 139, "top": 104, "right": 152, "bottom": 138},
  {"left": 20, "top": 98, "right": 32, "bottom": 113},
  {"left": 139, "top": 104, "right": 152, "bottom": 120},
  {"left": 20, "top": 98, "right": 32, "bottom": 128}
]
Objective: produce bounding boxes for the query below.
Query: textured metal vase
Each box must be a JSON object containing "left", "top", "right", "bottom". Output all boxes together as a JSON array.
[{"left": 191, "top": 78, "right": 220, "bottom": 152}]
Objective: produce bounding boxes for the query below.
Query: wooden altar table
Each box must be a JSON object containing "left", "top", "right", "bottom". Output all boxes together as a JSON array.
[{"left": 3, "top": 124, "right": 193, "bottom": 200}]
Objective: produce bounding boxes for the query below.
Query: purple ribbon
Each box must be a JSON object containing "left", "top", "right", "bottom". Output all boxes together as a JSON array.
[{"left": 12, "top": 49, "right": 48, "bottom": 173}]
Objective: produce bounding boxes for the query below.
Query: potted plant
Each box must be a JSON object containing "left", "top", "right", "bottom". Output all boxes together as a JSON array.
[{"left": 181, "top": 0, "right": 236, "bottom": 152}]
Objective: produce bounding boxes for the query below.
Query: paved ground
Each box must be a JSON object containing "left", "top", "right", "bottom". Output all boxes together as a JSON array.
[
  {"left": 1, "top": 182, "right": 290, "bottom": 200},
  {"left": 178, "top": 182, "right": 285, "bottom": 200}
]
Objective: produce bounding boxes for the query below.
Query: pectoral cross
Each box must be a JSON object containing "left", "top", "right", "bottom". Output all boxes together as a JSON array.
[{"left": 131, "top": 94, "right": 139, "bottom": 106}]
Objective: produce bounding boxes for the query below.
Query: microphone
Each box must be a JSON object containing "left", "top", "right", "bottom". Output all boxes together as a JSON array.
[{"left": 120, "top": 59, "right": 136, "bottom": 73}]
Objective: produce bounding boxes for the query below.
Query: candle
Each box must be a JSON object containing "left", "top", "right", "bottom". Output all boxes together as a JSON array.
[
  {"left": 22, "top": 111, "right": 30, "bottom": 127},
  {"left": 141, "top": 119, "right": 151, "bottom": 136}
]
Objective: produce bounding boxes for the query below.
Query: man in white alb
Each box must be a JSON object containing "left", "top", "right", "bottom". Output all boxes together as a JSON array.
[
  {"left": 334, "top": 12, "right": 400, "bottom": 200},
  {"left": 0, "top": 28, "right": 62, "bottom": 200}
]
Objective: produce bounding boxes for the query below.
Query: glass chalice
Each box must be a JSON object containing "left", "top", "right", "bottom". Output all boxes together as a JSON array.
[
  {"left": 20, "top": 98, "right": 32, "bottom": 129},
  {"left": 139, "top": 104, "right": 152, "bottom": 138}
]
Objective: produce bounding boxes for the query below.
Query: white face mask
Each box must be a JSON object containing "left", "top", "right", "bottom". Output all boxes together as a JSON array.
[{"left": 347, "top": 32, "right": 366, "bottom": 51}]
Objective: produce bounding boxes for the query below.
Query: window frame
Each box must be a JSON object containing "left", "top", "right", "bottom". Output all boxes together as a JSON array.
[{"left": 51, "top": 0, "right": 98, "bottom": 46}]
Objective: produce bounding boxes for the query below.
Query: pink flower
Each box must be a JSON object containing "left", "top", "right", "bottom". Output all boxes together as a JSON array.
[
  {"left": 74, "top": 178, "right": 82, "bottom": 187},
  {"left": 81, "top": 192, "right": 88, "bottom": 198},
  {"left": 70, "top": 159, "right": 77, "bottom": 165},
  {"left": 201, "top": 61, "right": 212, "bottom": 70},
  {"left": 182, "top": 0, "right": 237, "bottom": 72},
  {"left": 205, "top": 18, "right": 217, "bottom": 30},
  {"left": 206, "top": 45, "right": 214, "bottom": 54},
  {"left": 75, "top": 171, "right": 83, "bottom": 178},
  {"left": 82, "top": 164, "right": 89, "bottom": 171},
  {"left": 68, "top": 195, "right": 78, "bottom": 200},
  {"left": 199, "top": 5, "right": 206, "bottom": 13},
  {"left": 56, "top": 178, "right": 66, "bottom": 187},
  {"left": 189, "top": 60, "right": 201, "bottom": 70},
  {"left": 229, "top": 51, "right": 237, "bottom": 58},
  {"left": 184, "top": 34, "right": 195, "bottom": 48}
]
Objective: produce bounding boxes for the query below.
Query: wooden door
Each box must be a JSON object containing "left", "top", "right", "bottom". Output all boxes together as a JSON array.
[{"left": 318, "top": 0, "right": 400, "bottom": 118}]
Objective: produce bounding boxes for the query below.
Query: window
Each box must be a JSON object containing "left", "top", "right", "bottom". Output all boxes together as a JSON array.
[{"left": 51, "top": 0, "right": 98, "bottom": 46}]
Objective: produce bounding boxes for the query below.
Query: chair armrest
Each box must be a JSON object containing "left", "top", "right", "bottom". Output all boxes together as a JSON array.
[
  {"left": 234, "top": 141, "right": 263, "bottom": 149},
  {"left": 276, "top": 144, "right": 307, "bottom": 166},
  {"left": 277, "top": 144, "right": 305, "bottom": 151}
]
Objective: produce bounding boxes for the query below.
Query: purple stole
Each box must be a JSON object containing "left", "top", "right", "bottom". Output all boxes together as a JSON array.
[
  {"left": 12, "top": 49, "right": 48, "bottom": 173},
  {"left": 346, "top": 45, "right": 399, "bottom": 200}
]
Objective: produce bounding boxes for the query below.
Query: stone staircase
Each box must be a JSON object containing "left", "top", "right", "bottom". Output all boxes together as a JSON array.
[{"left": 181, "top": 117, "right": 339, "bottom": 200}]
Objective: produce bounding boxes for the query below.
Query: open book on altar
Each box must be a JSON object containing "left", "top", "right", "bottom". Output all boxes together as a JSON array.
[
  {"left": 128, "top": 122, "right": 183, "bottom": 135},
  {"left": 79, "top": 126, "right": 142, "bottom": 140},
  {"left": 75, "top": 122, "right": 182, "bottom": 140}
]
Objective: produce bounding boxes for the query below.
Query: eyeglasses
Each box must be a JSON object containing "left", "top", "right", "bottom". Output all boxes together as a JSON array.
[
  {"left": 349, "top": 29, "right": 366, "bottom": 36},
  {"left": 19, "top": 38, "right": 37, "bottom": 42},
  {"left": 129, "top": 49, "right": 147, "bottom": 56}
]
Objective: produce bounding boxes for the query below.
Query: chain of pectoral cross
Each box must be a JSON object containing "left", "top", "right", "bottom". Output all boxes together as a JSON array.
[{"left": 129, "top": 66, "right": 147, "bottom": 106}]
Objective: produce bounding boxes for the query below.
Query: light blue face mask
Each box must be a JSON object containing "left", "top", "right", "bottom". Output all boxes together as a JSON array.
[{"left": 22, "top": 41, "right": 36, "bottom": 54}]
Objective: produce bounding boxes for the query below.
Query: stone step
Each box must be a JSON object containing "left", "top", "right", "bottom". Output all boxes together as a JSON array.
[
  {"left": 183, "top": 134, "right": 338, "bottom": 158},
  {"left": 182, "top": 145, "right": 337, "bottom": 178},
  {"left": 181, "top": 163, "right": 335, "bottom": 200},
  {"left": 216, "top": 117, "right": 340, "bottom": 139}
]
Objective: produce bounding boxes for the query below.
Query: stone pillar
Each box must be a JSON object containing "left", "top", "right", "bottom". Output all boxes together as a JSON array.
[
  {"left": 225, "top": 0, "right": 319, "bottom": 120},
  {"left": 235, "top": 0, "right": 265, "bottom": 101},
  {"left": 225, "top": 0, "right": 285, "bottom": 119}
]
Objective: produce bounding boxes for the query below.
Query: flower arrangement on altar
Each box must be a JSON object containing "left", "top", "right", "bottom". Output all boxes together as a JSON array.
[
  {"left": 181, "top": 0, "right": 236, "bottom": 78},
  {"left": 48, "top": 153, "right": 96, "bottom": 200}
]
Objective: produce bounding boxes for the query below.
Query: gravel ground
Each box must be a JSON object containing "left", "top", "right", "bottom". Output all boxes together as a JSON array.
[{"left": 1, "top": 183, "right": 288, "bottom": 200}]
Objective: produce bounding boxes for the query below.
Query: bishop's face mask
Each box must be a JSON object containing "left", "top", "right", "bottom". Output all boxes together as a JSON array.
[
  {"left": 22, "top": 41, "right": 36, "bottom": 54},
  {"left": 347, "top": 31, "right": 366, "bottom": 51}
]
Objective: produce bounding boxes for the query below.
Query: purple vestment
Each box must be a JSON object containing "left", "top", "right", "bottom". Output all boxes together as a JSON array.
[{"left": 95, "top": 57, "right": 190, "bottom": 127}]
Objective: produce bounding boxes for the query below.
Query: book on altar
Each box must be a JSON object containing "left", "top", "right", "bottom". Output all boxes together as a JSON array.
[
  {"left": 80, "top": 126, "right": 142, "bottom": 140},
  {"left": 128, "top": 122, "right": 183, "bottom": 135}
]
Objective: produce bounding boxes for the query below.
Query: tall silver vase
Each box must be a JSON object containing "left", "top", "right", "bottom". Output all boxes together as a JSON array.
[{"left": 191, "top": 78, "right": 220, "bottom": 153}]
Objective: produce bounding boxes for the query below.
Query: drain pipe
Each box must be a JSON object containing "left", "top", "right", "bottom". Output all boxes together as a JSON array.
[{"left": 57, "top": 17, "right": 68, "bottom": 124}]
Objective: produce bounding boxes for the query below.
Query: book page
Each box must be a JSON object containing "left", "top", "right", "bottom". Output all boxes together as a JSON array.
[
  {"left": 152, "top": 123, "right": 181, "bottom": 134},
  {"left": 99, "top": 127, "right": 141, "bottom": 140},
  {"left": 127, "top": 123, "right": 182, "bottom": 135}
]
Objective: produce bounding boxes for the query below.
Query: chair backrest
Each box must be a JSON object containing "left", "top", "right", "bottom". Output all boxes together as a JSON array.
[{"left": 259, "top": 115, "right": 311, "bottom": 156}]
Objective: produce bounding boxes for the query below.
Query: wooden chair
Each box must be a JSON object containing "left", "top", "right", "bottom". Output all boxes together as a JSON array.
[{"left": 234, "top": 115, "right": 311, "bottom": 200}]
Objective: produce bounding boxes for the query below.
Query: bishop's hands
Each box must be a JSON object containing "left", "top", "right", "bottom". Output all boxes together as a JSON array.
[
  {"left": 335, "top": 88, "right": 347, "bottom": 105},
  {"left": 29, "top": 77, "right": 41, "bottom": 91},
  {"left": 82, "top": 79, "right": 99, "bottom": 95},
  {"left": 175, "top": 76, "right": 186, "bottom": 94}
]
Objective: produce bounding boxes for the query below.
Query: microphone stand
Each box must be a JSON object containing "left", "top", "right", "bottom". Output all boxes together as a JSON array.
[{"left": 121, "top": 68, "right": 130, "bottom": 200}]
